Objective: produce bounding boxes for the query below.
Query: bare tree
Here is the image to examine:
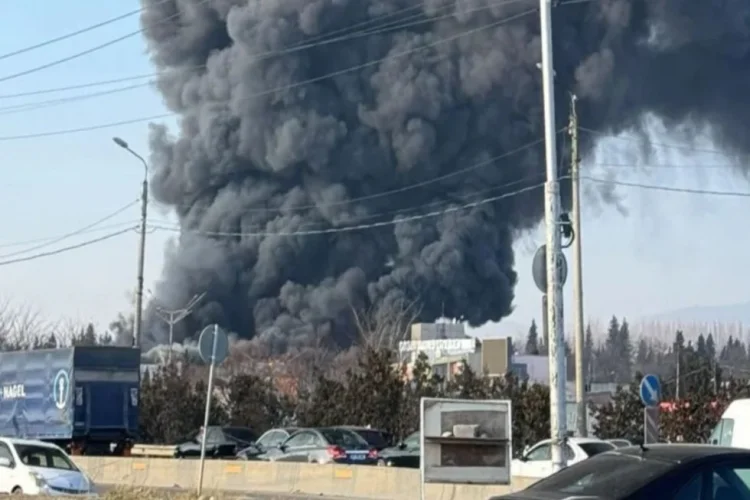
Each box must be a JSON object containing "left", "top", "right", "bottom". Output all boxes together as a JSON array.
[
  {"left": 350, "top": 298, "right": 422, "bottom": 350},
  {"left": 0, "top": 298, "right": 49, "bottom": 350}
]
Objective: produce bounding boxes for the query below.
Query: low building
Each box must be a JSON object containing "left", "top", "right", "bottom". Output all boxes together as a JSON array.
[{"left": 398, "top": 322, "right": 513, "bottom": 381}]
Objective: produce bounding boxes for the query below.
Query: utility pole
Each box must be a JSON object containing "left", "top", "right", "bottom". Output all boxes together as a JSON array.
[
  {"left": 154, "top": 293, "right": 206, "bottom": 363},
  {"left": 539, "top": 0, "right": 567, "bottom": 472},
  {"left": 569, "top": 94, "right": 586, "bottom": 437},
  {"left": 112, "top": 137, "right": 149, "bottom": 349}
]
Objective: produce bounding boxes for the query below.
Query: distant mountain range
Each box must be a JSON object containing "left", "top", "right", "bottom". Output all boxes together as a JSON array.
[{"left": 645, "top": 302, "right": 750, "bottom": 325}]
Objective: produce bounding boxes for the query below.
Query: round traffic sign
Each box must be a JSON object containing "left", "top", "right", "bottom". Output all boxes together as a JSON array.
[
  {"left": 198, "top": 324, "right": 228, "bottom": 365},
  {"left": 531, "top": 244, "right": 568, "bottom": 293}
]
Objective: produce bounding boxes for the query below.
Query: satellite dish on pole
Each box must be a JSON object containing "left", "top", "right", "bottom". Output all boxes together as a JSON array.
[{"left": 531, "top": 244, "right": 568, "bottom": 294}]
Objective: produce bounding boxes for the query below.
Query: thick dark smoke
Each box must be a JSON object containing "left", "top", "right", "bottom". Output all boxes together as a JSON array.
[{"left": 139, "top": 0, "right": 750, "bottom": 351}]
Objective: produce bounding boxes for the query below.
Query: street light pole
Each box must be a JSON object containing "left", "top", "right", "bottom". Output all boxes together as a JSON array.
[
  {"left": 153, "top": 293, "right": 206, "bottom": 363},
  {"left": 113, "top": 137, "right": 148, "bottom": 349}
]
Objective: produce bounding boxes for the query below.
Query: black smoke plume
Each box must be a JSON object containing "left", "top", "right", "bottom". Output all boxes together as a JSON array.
[{"left": 139, "top": 0, "right": 750, "bottom": 351}]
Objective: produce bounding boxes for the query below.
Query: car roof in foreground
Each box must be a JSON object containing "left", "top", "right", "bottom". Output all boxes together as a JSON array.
[
  {"left": 511, "top": 444, "right": 750, "bottom": 500},
  {"left": 614, "top": 443, "right": 750, "bottom": 463},
  {"left": 1, "top": 437, "right": 59, "bottom": 449}
]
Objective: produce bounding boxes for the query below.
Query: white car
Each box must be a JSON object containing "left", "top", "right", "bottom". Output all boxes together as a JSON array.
[
  {"left": 512, "top": 437, "right": 616, "bottom": 479},
  {"left": 0, "top": 437, "right": 96, "bottom": 496}
]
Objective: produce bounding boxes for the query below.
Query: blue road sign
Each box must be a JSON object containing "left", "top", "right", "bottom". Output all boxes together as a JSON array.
[
  {"left": 639, "top": 374, "right": 661, "bottom": 407},
  {"left": 198, "top": 324, "right": 228, "bottom": 365}
]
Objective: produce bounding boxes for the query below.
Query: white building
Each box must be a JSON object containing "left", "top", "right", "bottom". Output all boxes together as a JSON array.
[{"left": 398, "top": 323, "right": 512, "bottom": 381}]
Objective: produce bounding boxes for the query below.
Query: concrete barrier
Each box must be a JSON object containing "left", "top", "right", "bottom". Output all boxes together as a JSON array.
[{"left": 73, "top": 457, "right": 538, "bottom": 500}]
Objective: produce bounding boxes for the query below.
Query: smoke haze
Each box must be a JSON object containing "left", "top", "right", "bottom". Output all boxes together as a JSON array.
[{"left": 139, "top": 0, "right": 750, "bottom": 351}]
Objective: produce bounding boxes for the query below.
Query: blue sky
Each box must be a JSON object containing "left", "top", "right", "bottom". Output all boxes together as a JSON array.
[{"left": 0, "top": 1, "right": 747, "bottom": 339}]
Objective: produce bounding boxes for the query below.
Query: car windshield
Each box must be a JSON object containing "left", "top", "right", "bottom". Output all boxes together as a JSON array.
[
  {"left": 224, "top": 428, "right": 257, "bottom": 445},
  {"left": 528, "top": 454, "right": 671, "bottom": 497},
  {"left": 609, "top": 440, "right": 631, "bottom": 448},
  {"left": 579, "top": 441, "right": 616, "bottom": 456},
  {"left": 14, "top": 444, "right": 77, "bottom": 472},
  {"left": 320, "top": 429, "right": 369, "bottom": 449},
  {"left": 404, "top": 432, "right": 420, "bottom": 447},
  {"left": 353, "top": 429, "right": 389, "bottom": 448}
]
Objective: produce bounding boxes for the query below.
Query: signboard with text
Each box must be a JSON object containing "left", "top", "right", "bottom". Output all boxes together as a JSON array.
[{"left": 399, "top": 338, "right": 477, "bottom": 358}]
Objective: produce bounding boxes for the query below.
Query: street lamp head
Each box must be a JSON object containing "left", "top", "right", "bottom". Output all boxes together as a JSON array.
[{"left": 113, "top": 137, "right": 129, "bottom": 149}]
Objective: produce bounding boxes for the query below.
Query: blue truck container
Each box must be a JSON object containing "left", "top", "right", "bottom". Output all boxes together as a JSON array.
[{"left": 0, "top": 346, "right": 140, "bottom": 454}]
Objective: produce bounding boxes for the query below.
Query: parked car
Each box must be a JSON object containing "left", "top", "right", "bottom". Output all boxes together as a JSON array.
[
  {"left": 607, "top": 438, "right": 633, "bottom": 448},
  {"left": 175, "top": 426, "right": 257, "bottom": 459},
  {"left": 338, "top": 426, "right": 393, "bottom": 451},
  {"left": 491, "top": 444, "right": 750, "bottom": 499},
  {"left": 377, "top": 431, "right": 420, "bottom": 468},
  {"left": 262, "top": 427, "right": 379, "bottom": 465},
  {"left": 511, "top": 437, "right": 615, "bottom": 479},
  {"left": 236, "top": 427, "right": 299, "bottom": 460},
  {"left": 0, "top": 437, "right": 95, "bottom": 495}
]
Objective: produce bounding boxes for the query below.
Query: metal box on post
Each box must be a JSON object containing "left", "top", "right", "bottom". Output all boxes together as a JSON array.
[{"left": 419, "top": 397, "right": 512, "bottom": 499}]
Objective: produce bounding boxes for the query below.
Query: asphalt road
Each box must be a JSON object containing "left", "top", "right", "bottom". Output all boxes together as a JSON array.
[{"left": 97, "top": 484, "right": 367, "bottom": 499}]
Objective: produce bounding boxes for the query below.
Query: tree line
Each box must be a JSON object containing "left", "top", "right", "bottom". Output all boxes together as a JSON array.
[
  {"left": 524, "top": 315, "right": 750, "bottom": 388},
  {"left": 2, "top": 306, "right": 749, "bottom": 451},
  {"left": 140, "top": 344, "right": 749, "bottom": 452}
]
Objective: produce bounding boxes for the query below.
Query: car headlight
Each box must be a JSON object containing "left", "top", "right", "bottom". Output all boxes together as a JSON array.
[{"left": 28, "top": 471, "right": 47, "bottom": 489}]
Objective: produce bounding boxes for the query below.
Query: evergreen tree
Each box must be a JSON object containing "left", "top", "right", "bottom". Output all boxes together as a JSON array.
[
  {"left": 635, "top": 338, "right": 648, "bottom": 366},
  {"left": 617, "top": 319, "right": 633, "bottom": 382},
  {"left": 590, "top": 374, "right": 643, "bottom": 441},
  {"left": 525, "top": 320, "right": 540, "bottom": 355},
  {"left": 706, "top": 334, "right": 717, "bottom": 361},
  {"left": 584, "top": 325, "right": 594, "bottom": 383},
  {"left": 601, "top": 316, "right": 621, "bottom": 383}
]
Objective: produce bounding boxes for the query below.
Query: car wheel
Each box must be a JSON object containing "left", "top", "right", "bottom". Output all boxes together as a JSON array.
[{"left": 11, "top": 487, "right": 22, "bottom": 495}]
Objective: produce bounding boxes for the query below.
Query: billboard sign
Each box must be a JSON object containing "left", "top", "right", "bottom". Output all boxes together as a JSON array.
[
  {"left": 399, "top": 338, "right": 476, "bottom": 359},
  {"left": 420, "top": 397, "right": 512, "bottom": 495}
]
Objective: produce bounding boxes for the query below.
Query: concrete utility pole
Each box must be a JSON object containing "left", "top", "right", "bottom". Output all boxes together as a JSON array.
[
  {"left": 539, "top": 0, "right": 567, "bottom": 472},
  {"left": 113, "top": 137, "right": 148, "bottom": 349},
  {"left": 154, "top": 293, "right": 206, "bottom": 363},
  {"left": 569, "top": 94, "right": 587, "bottom": 437}
]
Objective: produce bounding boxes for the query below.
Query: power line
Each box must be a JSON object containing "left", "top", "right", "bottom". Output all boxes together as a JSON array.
[
  {"left": 0, "top": 200, "right": 139, "bottom": 258},
  {"left": 592, "top": 162, "right": 736, "bottom": 170},
  {"left": 0, "top": 6, "right": 143, "bottom": 62},
  {"left": 0, "top": 82, "right": 151, "bottom": 116},
  {"left": 0, "top": 227, "right": 135, "bottom": 267},
  {"left": 0, "top": 220, "right": 141, "bottom": 250},
  {"left": 583, "top": 176, "right": 750, "bottom": 198},
  {"left": 0, "top": 74, "right": 154, "bottom": 100},
  {"left": 156, "top": 174, "right": 549, "bottom": 236},
  {"left": 0, "top": 0, "right": 210, "bottom": 85},
  {"left": 148, "top": 180, "right": 548, "bottom": 238},
  {"left": 0, "top": 178, "right": 545, "bottom": 265},
  {"left": 0, "top": 0, "right": 532, "bottom": 114},
  {"left": 182, "top": 136, "right": 547, "bottom": 214},
  {"left": 0, "top": 7, "right": 538, "bottom": 141},
  {"left": 0, "top": 0, "right": 526, "bottom": 100},
  {"left": 0, "top": 171, "right": 547, "bottom": 263}
]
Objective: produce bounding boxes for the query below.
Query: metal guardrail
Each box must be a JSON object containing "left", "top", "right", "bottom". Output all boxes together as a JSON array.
[{"left": 129, "top": 444, "right": 176, "bottom": 457}]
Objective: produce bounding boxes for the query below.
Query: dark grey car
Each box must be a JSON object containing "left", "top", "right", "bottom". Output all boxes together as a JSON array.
[
  {"left": 236, "top": 427, "right": 298, "bottom": 460},
  {"left": 263, "top": 427, "right": 378, "bottom": 465}
]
